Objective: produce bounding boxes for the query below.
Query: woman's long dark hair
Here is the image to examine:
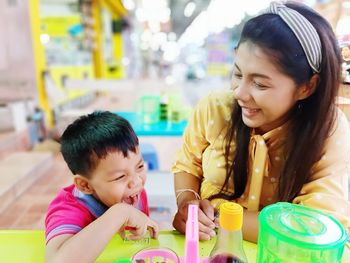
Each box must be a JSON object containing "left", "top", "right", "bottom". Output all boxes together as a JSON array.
[{"left": 210, "top": 2, "right": 342, "bottom": 202}]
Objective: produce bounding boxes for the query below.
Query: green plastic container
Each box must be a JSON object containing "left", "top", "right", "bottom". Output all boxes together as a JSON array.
[
  {"left": 136, "top": 95, "right": 160, "bottom": 124},
  {"left": 257, "top": 202, "right": 347, "bottom": 263}
]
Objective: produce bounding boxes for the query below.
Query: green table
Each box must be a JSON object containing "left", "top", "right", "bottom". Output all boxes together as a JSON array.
[{"left": 0, "top": 230, "right": 349, "bottom": 262}]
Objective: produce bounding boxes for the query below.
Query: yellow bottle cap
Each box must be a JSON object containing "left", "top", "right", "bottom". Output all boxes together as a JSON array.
[{"left": 219, "top": 202, "right": 243, "bottom": 231}]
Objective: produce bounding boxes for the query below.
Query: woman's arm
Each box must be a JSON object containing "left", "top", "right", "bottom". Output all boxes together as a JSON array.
[
  {"left": 171, "top": 92, "right": 235, "bottom": 240},
  {"left": 242, "top": 210, "right": 259, "bottom": 243},
  {"left": 174, "top": 171, "right": 201, "bottom": 206},
  {"left": 173, "top": 172, "right": 217, "bottom": 240},
  {"left": 174, "top": 172, "right": 260, "bottom": 242}
]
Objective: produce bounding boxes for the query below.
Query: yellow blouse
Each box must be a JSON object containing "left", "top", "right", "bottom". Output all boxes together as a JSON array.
[{"left": 172, "top": 90, "right": 350, "bottom": 231}]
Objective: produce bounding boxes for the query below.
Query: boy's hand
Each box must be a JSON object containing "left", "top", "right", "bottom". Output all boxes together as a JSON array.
[
  {"left": 119, "top": 206, "right": 159, "bottom": 240},
  {"left": 173, "top": 199, "right": 216, "bottom": 240}
]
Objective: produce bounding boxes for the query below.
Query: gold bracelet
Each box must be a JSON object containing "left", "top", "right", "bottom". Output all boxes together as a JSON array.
[{"left": 175, "top": 189, "right": 201, "bottom": 201}]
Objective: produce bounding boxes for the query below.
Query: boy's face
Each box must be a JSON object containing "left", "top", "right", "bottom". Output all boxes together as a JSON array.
[{"left": 80, "top": 147, "right": 146, "bottom": 208}]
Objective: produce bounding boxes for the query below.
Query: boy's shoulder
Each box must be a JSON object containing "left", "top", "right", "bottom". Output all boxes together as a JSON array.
[
  {"left": 46, "top": 185, "right": 94, "bottom": 217},
  {"left": 47, "top": 185, "right": 79, "bottom": 208},
  {"left": 45, "top": 185, "right": 95, "bottom": 242},
  {"left": 45, "top": 185, "right": 95, "bottom": 227}
]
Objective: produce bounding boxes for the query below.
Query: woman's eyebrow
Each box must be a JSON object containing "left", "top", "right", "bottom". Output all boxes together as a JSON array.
[
  {"left": 250, "top": 73, "right": 271, "bottom": 80},
  {"left": 234, "top": 64, "right": 271, "bottom": 80}
]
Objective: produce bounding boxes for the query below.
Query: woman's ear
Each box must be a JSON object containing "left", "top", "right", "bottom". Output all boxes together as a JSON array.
[
  {"left": 296, "top": 74, "right": 319, "bottom": 100},
  {"left": 74, "top": 175, "right": 94, "bottom": 194}
]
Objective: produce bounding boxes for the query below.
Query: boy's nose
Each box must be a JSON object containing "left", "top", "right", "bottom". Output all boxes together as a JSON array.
[{"left": 128, "top": 173, "right": 142, "bottom": 188}]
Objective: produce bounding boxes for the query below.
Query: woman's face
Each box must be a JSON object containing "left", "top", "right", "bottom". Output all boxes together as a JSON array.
[{"left": 232, "top": 41, "right": 305, "bottom": 133}]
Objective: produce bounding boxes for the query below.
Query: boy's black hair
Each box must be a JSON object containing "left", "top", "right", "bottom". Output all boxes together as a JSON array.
[{"left": 60, "top": 111, "right": 139, "bottom": 177}]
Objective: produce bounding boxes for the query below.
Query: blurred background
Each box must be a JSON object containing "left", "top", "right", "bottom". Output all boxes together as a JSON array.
[{"left": 0, "top": 0, "right": 350, "bottom": 231}]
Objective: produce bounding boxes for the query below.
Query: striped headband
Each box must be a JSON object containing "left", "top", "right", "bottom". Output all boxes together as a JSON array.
[{"left": 262, "top": 1, "right": 322, "bottom": 73}]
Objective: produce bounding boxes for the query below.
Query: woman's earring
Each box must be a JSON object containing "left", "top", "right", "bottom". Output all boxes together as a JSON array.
[{"left": 297, "top": 102, "right": 303, "bottom": 112}]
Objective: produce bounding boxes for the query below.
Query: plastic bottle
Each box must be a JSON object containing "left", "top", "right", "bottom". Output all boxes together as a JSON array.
[
  {"left": 209, "top": 202, "right": 247, "bottom": 263},
  {"left": 159, "top": 92, "right": 168, "bottom": 121}
]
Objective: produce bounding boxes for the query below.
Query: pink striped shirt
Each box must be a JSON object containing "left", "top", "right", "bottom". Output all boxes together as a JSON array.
[{"left": 45, "top": 184, "right": 149, "bottom": 243}]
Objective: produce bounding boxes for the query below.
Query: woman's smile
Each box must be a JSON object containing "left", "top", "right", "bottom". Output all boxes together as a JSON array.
[{"left": 241, "top": 106, "right": 261, "bottom": 118}]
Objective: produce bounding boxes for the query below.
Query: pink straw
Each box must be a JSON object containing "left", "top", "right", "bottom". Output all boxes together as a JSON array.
[{"left": 184, "top": 204, "right": 200, "bottom": 263}]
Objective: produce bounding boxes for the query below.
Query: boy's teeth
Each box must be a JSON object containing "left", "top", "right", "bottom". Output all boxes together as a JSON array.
[{"left": 122, "top": 193, "right": 139, "bottom": 206}]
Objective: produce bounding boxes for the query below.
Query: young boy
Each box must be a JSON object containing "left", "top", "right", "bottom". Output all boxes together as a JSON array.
[{"left": 45, "top": 111, "right": 159, "bottom": 262}]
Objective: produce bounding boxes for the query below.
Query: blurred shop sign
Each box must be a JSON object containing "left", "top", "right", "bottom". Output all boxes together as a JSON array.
[
  {"left": 206, "top": 32, "right": 232, "bottom": 77},
  {"left": 41, "top": 16, "right": 82, "bottom": 37}
]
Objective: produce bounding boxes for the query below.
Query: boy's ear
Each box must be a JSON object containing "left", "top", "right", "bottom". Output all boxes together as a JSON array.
[
  {"left": 296, "top": 74, "right": 319, "bottom": 100},
  {"left": 74, "top": 175, "right": 94, "bottom": 194}
]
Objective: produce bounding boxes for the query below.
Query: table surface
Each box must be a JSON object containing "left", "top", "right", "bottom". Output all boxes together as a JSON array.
[
  {"left": 0, "top": 230, "right": 349, "bottom": 262},
  {"left": 115, "top": 111, "right": 187, "bottom": 136}
]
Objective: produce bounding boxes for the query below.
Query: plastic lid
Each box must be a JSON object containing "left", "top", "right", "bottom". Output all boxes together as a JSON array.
[
  {"left": 259, "top": 202, "right": 348, "bottom": 249},
  {"left": 219, "top": 202, "right": 243, "bottom": 231}
]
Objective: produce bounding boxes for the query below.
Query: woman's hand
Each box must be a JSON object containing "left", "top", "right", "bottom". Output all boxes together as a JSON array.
[{"left": 173, "top": 199, "right": 216, "bottom": 240}]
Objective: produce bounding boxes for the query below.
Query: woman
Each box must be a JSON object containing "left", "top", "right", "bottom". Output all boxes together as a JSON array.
[{"left": 172, "top": 1, "right": 350, "bottom": 242}]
